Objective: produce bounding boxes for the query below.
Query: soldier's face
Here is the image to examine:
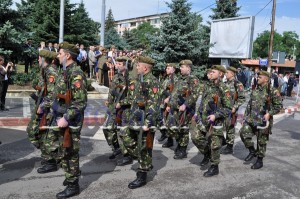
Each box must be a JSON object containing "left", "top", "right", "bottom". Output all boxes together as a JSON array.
[
  {"left": 225, "top": 70, "right": 234, "bottom": 80},
  {"left": 57, "top": 49, "right": 69, "bottom": 64},
  {"left": 136, "top": 62, "right": 146, "bottom": 74},
  {"left": 258, "top": 75, "right": 269, "bottom": 85},
  {"left": 166, "top": 66, "right": 175, "bottom": 75},
  {"left": 116, "top": 61, "right": 125, "bottom": 72},
  {"left": 180, "top": 65, "right": 190, "bottom": 75},
  {"left": 210, "top": 69, "right": 219, "bottom": 80}
]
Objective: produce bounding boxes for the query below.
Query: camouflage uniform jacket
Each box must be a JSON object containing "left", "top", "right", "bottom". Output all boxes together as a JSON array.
[
  {"left": 42, "top": 64, "right": 59, "bottom": 109},
  {"left": 159, "top": 74, "right": 178, "bottom": 108},
  {"left": 168, "top": 74, "right": 199, "bottom": 114},
  {"left": 197, "top": 81, "right": 231, "bottom": 127},
  {"left": 107, "top": 71, "right": 132, "bottom": 107},
  {"left": 225, "top": 79, "right": 246, "bottom": 110},
  {"left": 129, "top": 72, "right": 160, "bottom": 128},
  {"left": 244, "top": 84, "right": 282, "bottom": 126},
  {"left": 51, "top": 62, "right": 87, "bottom": 125}
]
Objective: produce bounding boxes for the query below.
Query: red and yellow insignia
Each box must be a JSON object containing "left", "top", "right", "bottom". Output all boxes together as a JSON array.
[
  {"left": 74, "top": 80, "right": 81, "bottom": 88},
  {"left": 275, "top": 90, "right": 281, "bottom": 97},
  {"left": 239, "top": 84, "right": 243, "bottom": 91},
  {"left": 129, "top": 84, "right": 135, "bottom": 91},
  {"left": 194, "top": 79, "right": 199, "bottom": 85},
  {"left": 152, "top": 87, "right": 158, "bottom": 94},
  {"left": 225, "top": 91, "right": 231, "bottom": 98},
  {"left": 48, "top": 76, "right": 55, "bottom": 83}
]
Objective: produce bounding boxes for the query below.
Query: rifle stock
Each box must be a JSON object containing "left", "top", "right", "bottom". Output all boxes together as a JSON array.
[
  {"left": 230, "top": 90, "right": 239, "bottom": 126},
  {"left": 57, "top": 89, "right": 72, "bottom": 148}
]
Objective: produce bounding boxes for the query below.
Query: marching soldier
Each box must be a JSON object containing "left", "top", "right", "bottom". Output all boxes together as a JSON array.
[
  {"left": 165, "top": 60, "right": 199, "bottom": 159},
  {"left": 51, "top": 42, "right": 87, "bottom": 198},
  {"left": 120, "top": 56, "right": 160, "bottom": 189},
  {"left": 158, "top": 63, "right": 177, "bottom": 148},
  {"left": 103, "top": 56, "right": 133, "bottom": 165},
  {"left": 27, "top": 50, "right": 59, "bottom": 168},
  {"left": 222, "top": 67, "right": 246, "bottom": 154},
  {"left": 240, "top": 71, "right": 282, "bottom": 169},
  {"left": 191, "top": 65, "right": 231, "bottom": 177}
]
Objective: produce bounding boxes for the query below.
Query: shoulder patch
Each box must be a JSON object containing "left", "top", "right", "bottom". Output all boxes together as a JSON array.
[
  {"left": 194, "top": 79, "right": 199, "bottom": 85},
  {"left": 225, "top": 90, "right": 231, "bottom": 98},
  {"left": 238, "top": 84, "right": 243, "bottom": 91}
]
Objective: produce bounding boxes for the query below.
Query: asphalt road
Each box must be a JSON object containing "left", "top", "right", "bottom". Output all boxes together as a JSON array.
[{"left": 0, "top": 112, "right": 300, "bottom": 199}]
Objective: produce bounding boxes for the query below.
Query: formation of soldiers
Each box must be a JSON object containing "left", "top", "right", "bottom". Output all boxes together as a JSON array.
[{"left": 26, "top": 42, "right": 283, "bottom": 198}]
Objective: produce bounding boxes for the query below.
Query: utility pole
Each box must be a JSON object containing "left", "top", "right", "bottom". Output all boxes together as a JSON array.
[
  {"left": 267, "top": 0, "right": 276, "bottom": 73},
  {"left": 100, "top": 0, "right": 106, "bottom": 46},
  {"left": 59, "top": 0, "right": 65, "bottom": 43}
]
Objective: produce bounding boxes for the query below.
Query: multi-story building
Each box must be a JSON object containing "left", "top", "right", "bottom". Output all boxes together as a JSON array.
[{"left": 115, "top": 13, "right": 169, "bottom": 35}]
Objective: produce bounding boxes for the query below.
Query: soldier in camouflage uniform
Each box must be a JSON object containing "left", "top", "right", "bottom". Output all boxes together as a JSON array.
[
  {"left": 240, "top": 71, "right": 282, "bottom": 169},
  {"left": 120, "top": 56, "right": 160, "bottom": 189},
  {"left": 26, "top": 50, "right": 59, "bottom": 168},
  {"left": 102, "top": 56, "right": 133, "bottom": 165},
  {"left": 165, "top": 60, "right": 199, "bottom": 159},
  {"left": 222, "top": 67, "right": 246, "bottom": 154},
  {"left": 49, "top": 42, "right": 87, "bottom": 198},
  {"left": 191, "top": 65, "right": 232, "bottom": 177},
  {"left": 158, "top": 63, "right": 177, "bottom": 148}
]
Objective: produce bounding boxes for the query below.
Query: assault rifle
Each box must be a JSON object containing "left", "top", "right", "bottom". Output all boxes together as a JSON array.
[
  {"left": 56, "top": 60, "right": 72, "bottom": 148},
  {"left": 206, "top": 94, "right": 222, "bottom": 138},
  {"left": 137, "top": 73, "right": 145, "bottom": 160},
  {"left": 230, "top": 80, "right": 239, "bottom": 126}
]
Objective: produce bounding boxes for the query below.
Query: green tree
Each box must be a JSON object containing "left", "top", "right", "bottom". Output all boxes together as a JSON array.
[
  {"left": 104, "top": 28, "right": 127, "bottom": 50},
  {"left": 149, "top": 0, "right": 209, "bottom": 79},
  {"left": 130, "top": 22, "right": 159, "bottom": 50},
  {"left": 66, "top": 1, "right": 99, "bottom": 46},
  {"left": 105, "top": 8, "right": 115, "bottom": 31},
  {"left": 0, "top": 0, "right": 23, "bottom": 61},
  {"left": 210, "top": 0, "right": 240, "bottom": 20},
  {"left": 252, "top": 30, "right": 283, "bottom": 58},
  {"left": 122, "top": 28, "right": 138, "bottom": 50}
]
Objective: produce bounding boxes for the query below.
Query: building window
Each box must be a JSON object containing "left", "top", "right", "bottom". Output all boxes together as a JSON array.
[
  {"left": 121, "top": 23, "right": 129, "bottom": 28},
  {"left": 130, "top": 22, "right": 136, "bottom": 27}
]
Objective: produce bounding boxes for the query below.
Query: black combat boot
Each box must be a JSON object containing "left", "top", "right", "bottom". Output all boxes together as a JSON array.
[
  {"left": 221, "top": 136, "right": 227, "bottom": 146},
  {"left": 173, "top": 146, "right": 187, "bottom": 159},
  {"left": 200, "top": 153, "right": 210, "bottom": 166},
  {"left": 37, "top": 160, "right": 58, "bottom": 174},
  {"left": 221, "top": 144, "right": 233, "bottom": 155},
  {"left": 116, "top": 155, "right": 133, "bottom": 166},
  {"left": 244, "top": 146, "right": 256, "bottom": 162},
  {"left": 158, "top": 130, "right": 167, "bottom": 142},
  {"left": 128, "top": 171, "right": 147, "bottom": 189},
  {"left": 174, "top": 143, "right": 180, "bottom": 154},
  {"left": 56, "top": 180, "right": 80, "bottom": 199},
  {"left": 203, "top": 165, "right": 219, "bottom": 177},
  {"left": 109, "top": 143, "right": 122, "bottom": 159},
  {"left": 162, "top": 137, "right": 173, "bottom": 148},
  {"left": 251, "top": 157, "right": 263, "bottom": 169}
]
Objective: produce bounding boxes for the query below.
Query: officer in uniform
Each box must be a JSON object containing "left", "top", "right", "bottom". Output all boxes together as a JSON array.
[
  {"left": 27, "top": 50, "right": 59, "bottom": 168},
  {"left": 191, "top": 65, "right": 231, "bottom": 177},
  {"left": 165, "top": 60, "right": 199, "bottom": 159},
  {"left": 222, "top": 67, "right": 245, "bottom": 154},
  {"left": 52, "top": 42, "right": 87, "bottom": 198},
  {"left": 120, "top": 56, "right": 160, "bottom": 189},
  {"left": 240, "top": 71, "right": 282, "bottom": 169},
  {"left": 158, "top": 63, "right": 177, "bottom": 148}
]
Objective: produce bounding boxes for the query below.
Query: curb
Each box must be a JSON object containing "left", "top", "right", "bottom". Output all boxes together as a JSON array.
[{"left": 0, "top": 116, "right": 106, "bottom": 127}]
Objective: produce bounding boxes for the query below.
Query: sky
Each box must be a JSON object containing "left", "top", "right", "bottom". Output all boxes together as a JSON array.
[{"left": 12, "top": 0, "right": 300, "bottom": 39}]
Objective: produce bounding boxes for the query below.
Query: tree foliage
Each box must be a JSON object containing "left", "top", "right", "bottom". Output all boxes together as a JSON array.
[
  {"left": 210, "top": 0, "right": 240, "bottom": 20},
  {"left": 253, "top": 30, "right": 300, "bottom": 59},
  {"left": 105, "top": 8, "right": 115, "bottom": 31},
  {"left": 149, "top": 0, "right": 209, "bottom": 79}
]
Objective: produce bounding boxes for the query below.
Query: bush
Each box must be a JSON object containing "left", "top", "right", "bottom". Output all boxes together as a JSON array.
[{"left": 11, "top": 66, "right": 40, "bottom": 86}]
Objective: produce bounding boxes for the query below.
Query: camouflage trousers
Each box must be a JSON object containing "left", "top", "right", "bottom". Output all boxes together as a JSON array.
[
  {"left": 57, "top": 128, "right": 81, "bottom": 183},
  {"left": 27, "top": 113, "right": 43, "bottom": 149},
  {"left": 191, "top": 123, "right": 224, "bottom": 165},
  {"left": 120, "top": 127, "right": 155, "bottom": 171},
  {"left": 27, "top": 112, "right": 58, "bottom": 162},
  {"left": 166, "top": 110, "right": 193, "bottom": 147},
  {"left": 239, "top": 122, "right": 269, "bottom": 158},
  {"left": 103, "top": 107, "right": 131, "bottom": 155},
  {"left": 224, "top": 117, "right": 236, "bottom": 145}
]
